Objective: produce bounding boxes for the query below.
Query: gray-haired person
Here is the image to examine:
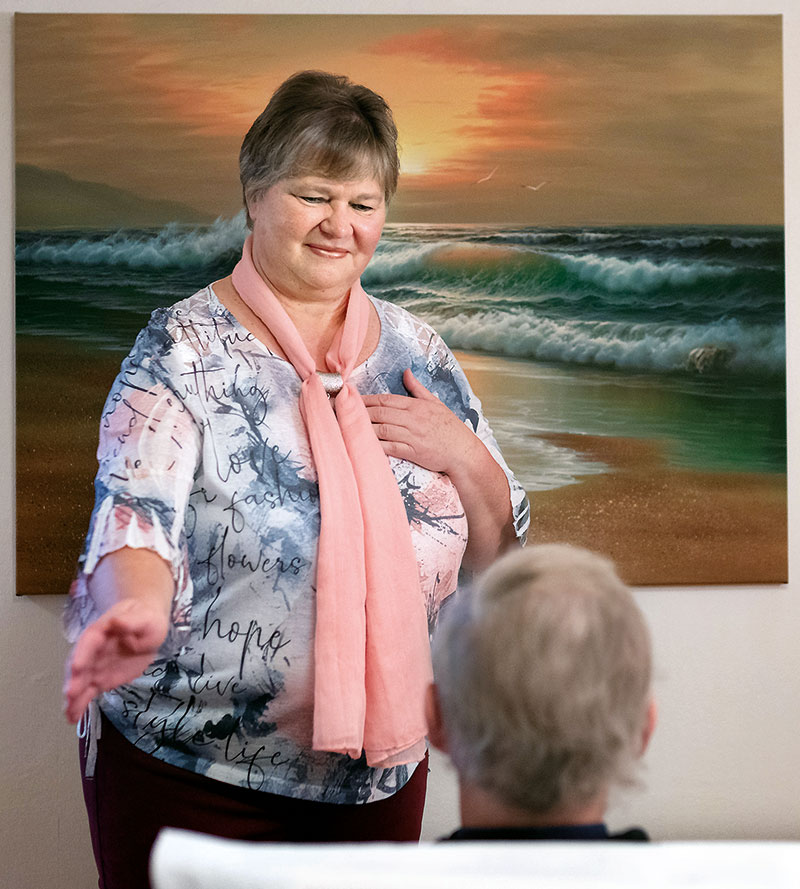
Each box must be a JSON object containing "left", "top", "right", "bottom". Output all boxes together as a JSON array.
[{"left": 427, "top": 544, "right": 656, "bottom": 841}]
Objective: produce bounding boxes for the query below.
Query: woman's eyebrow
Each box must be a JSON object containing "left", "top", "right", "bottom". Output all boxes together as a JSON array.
[
  {"left": 352, "top": 187, "right": 385, "bottom": 201},
  {"left": 291, "top": 179, "right": 383, "bottom": 202}
]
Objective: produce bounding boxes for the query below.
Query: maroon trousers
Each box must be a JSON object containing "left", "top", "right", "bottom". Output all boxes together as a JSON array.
[{"left": 80, "top": 713, "right": 428, "bottom": 889}]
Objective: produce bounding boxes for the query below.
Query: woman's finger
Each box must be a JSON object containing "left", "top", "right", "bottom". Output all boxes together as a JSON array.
[
  {"left": 371, "top": 421, "right": 413, "bottom": 444},
  {"left": 402, "top": 369, "right": 439, "bottom": 401},
  {"left": 67, "top": 624, "right": 108, "bottom": 674},
  {"left": 364, "top": 403, "right": 412, "bottom": 426},
  {"left": 64, "top": 682, "right": 99, "bottom": 723},
  {"left": 360, "top": 392, "right": 412, "bottom": 411},
  {"left": 376, "top": 439, "right": 416, "bottom": 462}
]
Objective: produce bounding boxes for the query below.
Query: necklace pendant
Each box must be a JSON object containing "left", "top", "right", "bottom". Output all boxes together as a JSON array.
[{"left": 317, "top": 371, "right": 344, "bottom": 398}]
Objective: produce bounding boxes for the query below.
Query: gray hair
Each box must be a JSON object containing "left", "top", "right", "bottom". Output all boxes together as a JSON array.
[
  {"left": 432, "top": 544, "right": 652, "bottom": 814},
  {"left": 239, "top": 70, "right": 399, "bottom": 229}
]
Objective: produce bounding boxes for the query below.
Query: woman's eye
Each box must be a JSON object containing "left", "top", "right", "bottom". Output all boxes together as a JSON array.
[
  {"left": 352, "top": 204, "right": 374, "bottom": 212},
  {"left": 299, "top": 195, "right": 326, "bottom": 204}
]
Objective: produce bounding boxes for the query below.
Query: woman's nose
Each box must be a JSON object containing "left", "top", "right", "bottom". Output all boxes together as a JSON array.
[{"left": 318, "top": 203, "right": 350, "bottom": 238}]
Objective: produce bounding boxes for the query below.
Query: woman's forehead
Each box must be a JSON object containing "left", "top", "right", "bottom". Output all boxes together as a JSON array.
[{"left": 286, "top": 145, "right": 390, "bottom": 190}]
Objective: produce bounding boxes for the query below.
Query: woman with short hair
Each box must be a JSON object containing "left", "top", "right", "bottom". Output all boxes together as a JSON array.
[{"left": 63, "top": 70, "right": 528, "bottom": 887}]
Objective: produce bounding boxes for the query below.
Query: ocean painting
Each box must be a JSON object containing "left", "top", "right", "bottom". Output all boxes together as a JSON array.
[{"left": 14, "top": 15, "right": 785, "bottom": 592}]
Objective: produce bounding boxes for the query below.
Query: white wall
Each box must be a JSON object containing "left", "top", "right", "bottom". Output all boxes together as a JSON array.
[{"left": 2, "top": 3, "right": 797, "bottom": 888}]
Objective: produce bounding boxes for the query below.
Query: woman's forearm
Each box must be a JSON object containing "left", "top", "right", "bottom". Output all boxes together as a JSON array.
[
  {"left": 87, "top": 546, "right": 175, "bottom": 616},
  {"left": 446, "top": 435, "right": 519, "bottom": 573}
]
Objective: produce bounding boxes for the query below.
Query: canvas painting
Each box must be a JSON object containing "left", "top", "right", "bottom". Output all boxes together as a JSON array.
[{"left": 14, "top": 14, "right": 785, "bottom": 594}]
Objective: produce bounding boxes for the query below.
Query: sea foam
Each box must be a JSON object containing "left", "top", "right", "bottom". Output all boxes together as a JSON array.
[
  {"left": 427, "top": 308, "right": 784, "bottom": 377},
  {"left": 16, "top": 214, "right": 249, "bottom": 269},
  {"left": 553, "top": 252, "right": 735, "bottom": 294}
]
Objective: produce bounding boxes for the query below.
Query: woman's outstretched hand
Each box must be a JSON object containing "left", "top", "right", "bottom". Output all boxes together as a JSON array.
[
  {"left": 63, "top": 599, "right": 169, "bottom": 723},
  {"left": 362, "top": 369, "right": 517, "bottom": 571},
  {"left": 63, "top": 547, "right": 174, "bottom": 724}
]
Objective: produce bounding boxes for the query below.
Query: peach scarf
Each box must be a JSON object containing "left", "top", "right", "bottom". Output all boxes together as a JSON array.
[{"left": 231, "top": 236, "right": 431, "bottom": 768}]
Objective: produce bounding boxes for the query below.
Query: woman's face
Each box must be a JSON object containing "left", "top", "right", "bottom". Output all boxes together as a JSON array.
[{"left": 248, "top": 175, "right": 386, "bottom": 303}]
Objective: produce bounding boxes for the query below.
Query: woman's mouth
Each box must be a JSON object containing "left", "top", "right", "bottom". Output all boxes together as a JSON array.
[{"left": 307, "top": 244, "right": 349, "bottom": 258}]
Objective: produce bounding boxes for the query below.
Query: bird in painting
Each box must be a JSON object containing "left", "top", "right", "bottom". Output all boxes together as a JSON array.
[{"left": 475, "top": 167, "right": 498, "bottom": 184}]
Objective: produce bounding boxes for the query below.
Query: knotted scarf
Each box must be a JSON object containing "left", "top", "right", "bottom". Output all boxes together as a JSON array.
[{"left": 231, "top": 235, "right": 431, "bottom": 768}]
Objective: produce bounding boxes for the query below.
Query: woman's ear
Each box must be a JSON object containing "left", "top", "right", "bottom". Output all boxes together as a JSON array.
[
  {"left": 425, "top": 683, "right": 449, "bottom": 753},
  {"left": 245, "top": 193, "right": 259, "bottom": 227}
]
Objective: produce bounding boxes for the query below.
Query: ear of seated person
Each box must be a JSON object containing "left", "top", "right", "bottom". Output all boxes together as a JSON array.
[{"left": 426, "top": 543, "right": 657, "bottom": 842}]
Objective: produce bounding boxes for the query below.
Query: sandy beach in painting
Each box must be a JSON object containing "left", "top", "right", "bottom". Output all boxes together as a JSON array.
[
  {"left": 15, "top": 336, "right": 116, "bottom": 594},
  {"left": 456, "top": 350, "right": 787, "bottom": 586},
  {"left": 529, "top": 431, "right": 787, "bottom": 586}
]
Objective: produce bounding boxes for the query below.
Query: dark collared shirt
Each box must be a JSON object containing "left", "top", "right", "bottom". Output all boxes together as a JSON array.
[{"left": 444, "top": 824, "right": 649, "bottom": 842}]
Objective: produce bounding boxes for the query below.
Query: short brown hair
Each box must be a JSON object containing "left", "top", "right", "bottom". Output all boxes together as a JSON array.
[{"left": 239, "top": 70, "right": 399, "bottom": 228}]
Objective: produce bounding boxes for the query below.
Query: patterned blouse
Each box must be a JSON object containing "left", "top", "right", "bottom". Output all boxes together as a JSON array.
[{"left": 66, "top": 285, "right": 530, "bottom": 804}]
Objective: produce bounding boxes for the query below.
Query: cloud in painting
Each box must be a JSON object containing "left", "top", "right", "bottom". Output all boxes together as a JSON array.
[{"left": 15, "top": 14, "right": 783, "bottom": 225}]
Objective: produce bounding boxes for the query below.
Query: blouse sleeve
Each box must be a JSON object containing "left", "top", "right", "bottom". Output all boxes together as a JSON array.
[
  {"left": 64, "top": 320, "right": 202, "bottom": 652},
  {"left": 421, "top": 331, "right": 531, "bottom": 547}
]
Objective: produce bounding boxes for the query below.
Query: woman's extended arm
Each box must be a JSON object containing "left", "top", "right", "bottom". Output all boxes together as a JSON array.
[
  {"left": 363, "top": 369, "right": 518, "bottom": 573},
  {"left": 63, "top": 547, "right": 174, "bottom": 724},
  {"left": 63, "top": 324, "right": 202, "bottom": 725}
]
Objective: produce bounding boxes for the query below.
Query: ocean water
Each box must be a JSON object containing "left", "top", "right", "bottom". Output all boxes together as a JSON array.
[{"left": 16, "top": 215, "right": 786, "bottom": 486}]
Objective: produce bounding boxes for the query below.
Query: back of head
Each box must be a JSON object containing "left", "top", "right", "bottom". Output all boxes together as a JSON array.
[
  {"left": 432, "top": 544, "right": 652, "bottom": 816},
  {"left": 240, "top": 70, "right": 399, "bottom": 227}
]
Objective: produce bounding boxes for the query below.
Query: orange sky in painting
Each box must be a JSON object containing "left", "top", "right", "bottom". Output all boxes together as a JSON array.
[{"left": 15, "top": 14, "right": 783, "bottom": 225}]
